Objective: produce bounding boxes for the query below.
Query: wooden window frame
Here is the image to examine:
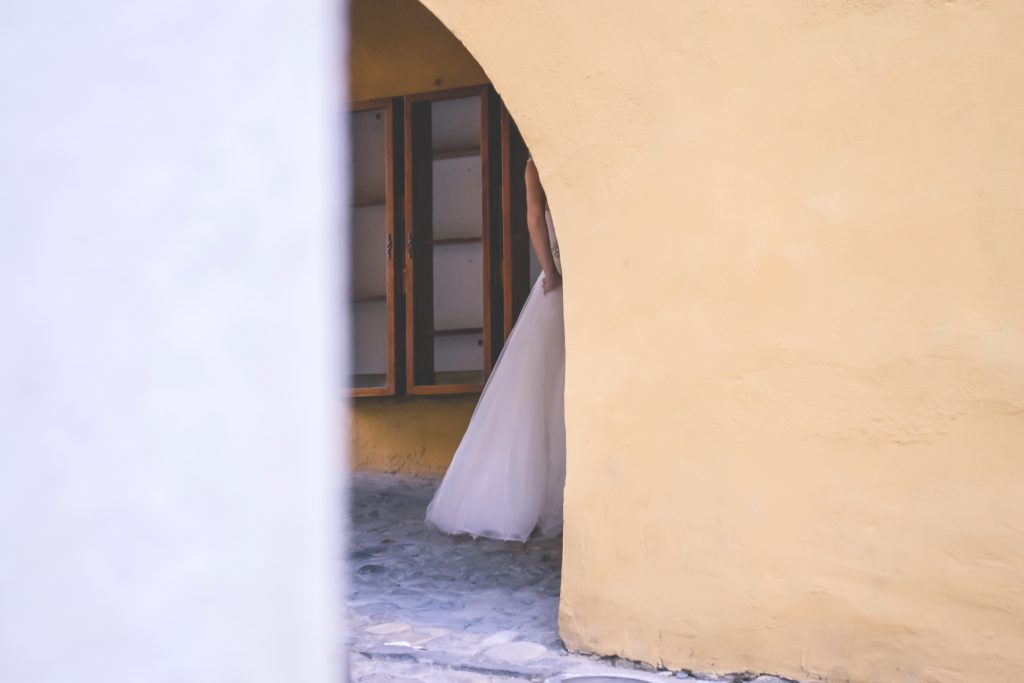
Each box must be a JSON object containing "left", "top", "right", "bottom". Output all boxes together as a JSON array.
[
  {"left": 349, "top": 88, "right": 531, "bottom": 399},
  {"left": 350, "top": 97, "right": 404, "bottom": 398},
  {"left": 403, "top": 85, "right": 502, "bottom": 396}
]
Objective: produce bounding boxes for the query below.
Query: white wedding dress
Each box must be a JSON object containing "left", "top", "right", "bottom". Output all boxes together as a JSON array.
[{"left": 425, "top": 209, "right": 565, "bottom": 541}]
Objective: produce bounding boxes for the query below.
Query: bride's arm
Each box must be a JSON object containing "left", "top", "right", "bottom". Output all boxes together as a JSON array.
[{"left": 525, "top": 159, "right": 561, "bottom": 293}]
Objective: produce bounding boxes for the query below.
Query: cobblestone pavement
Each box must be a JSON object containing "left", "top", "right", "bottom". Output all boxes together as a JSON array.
[{"left": 348, "top": 472, "right": 795, "bottom": 683}]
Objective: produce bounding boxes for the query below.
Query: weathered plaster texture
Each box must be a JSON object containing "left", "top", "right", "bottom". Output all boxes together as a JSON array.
[
  {"left": 350, "top": 0, "right": 487, "bottom": 105},
  {"left": 349, "top": 396, "right": 476, "bottom": 475},
  {"left": 416, "top": 2, "right": 1024, "bottom": 681}
]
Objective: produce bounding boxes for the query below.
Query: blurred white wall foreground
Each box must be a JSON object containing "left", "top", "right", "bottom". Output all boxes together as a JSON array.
[{"left": 0, "top": 2, "right": 344, "bottom": 682}]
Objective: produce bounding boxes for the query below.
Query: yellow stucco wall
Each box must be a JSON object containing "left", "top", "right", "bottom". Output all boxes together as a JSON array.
[
  {"left": 349, "top": 396, "right": 476, "bottom": 475},
  {"left": 348, "top": 0, "right": 483, "bottom": 475},
  {"left": 350, "top": 0, "right": 486, "bottom": 103},
  {"left": 417, "top": 2, "right": 1024, "bottom": 681}
]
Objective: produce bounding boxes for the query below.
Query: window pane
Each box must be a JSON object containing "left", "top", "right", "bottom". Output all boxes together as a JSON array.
[
  {"left": 352, "top": 204, "right": 387, "bottom": 299},
  {"left": 432, "top": 242, "right": 483, "bottom": 330},
  {"left": 431, "top": 96, "right": 480, "bottom": 153},
  {"left": 351, "top": 107, "right": 389, "bottom": 390},
  {"left": 432, "top": 155, "right": 481, "bottom": 240},
  {"left": 352, "top": 300, "right": 388, "bottom": 388},
  {"left": 352, "top": 109, "right": 386, "bottom": 204},
  {"left": 407, "top": 91, "right": 493, "bottom": 392},
  {"left": 434, "top": 333, "right": 484, "bottom": 385},
  {"left": 432, "top": 241, "right": 484, "bottom": 384}
]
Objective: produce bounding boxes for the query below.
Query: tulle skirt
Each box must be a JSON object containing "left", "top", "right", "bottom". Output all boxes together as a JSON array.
[{"left": 425, "top": 275, "right": 566, "bottom": 541}]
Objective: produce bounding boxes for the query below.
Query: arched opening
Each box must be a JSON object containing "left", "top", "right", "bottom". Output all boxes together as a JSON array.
[{"left": 346, "top": 1, "right": 581, "bottom": 680}]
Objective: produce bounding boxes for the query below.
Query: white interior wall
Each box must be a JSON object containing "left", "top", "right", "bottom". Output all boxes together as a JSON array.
[{"left": 0, "top": 2, "right": 344, "bottom": 682}]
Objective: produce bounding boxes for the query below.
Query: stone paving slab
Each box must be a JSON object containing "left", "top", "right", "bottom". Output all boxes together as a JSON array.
[{"left": 348, "top": 473, "right": 799, "bottom": 683}]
